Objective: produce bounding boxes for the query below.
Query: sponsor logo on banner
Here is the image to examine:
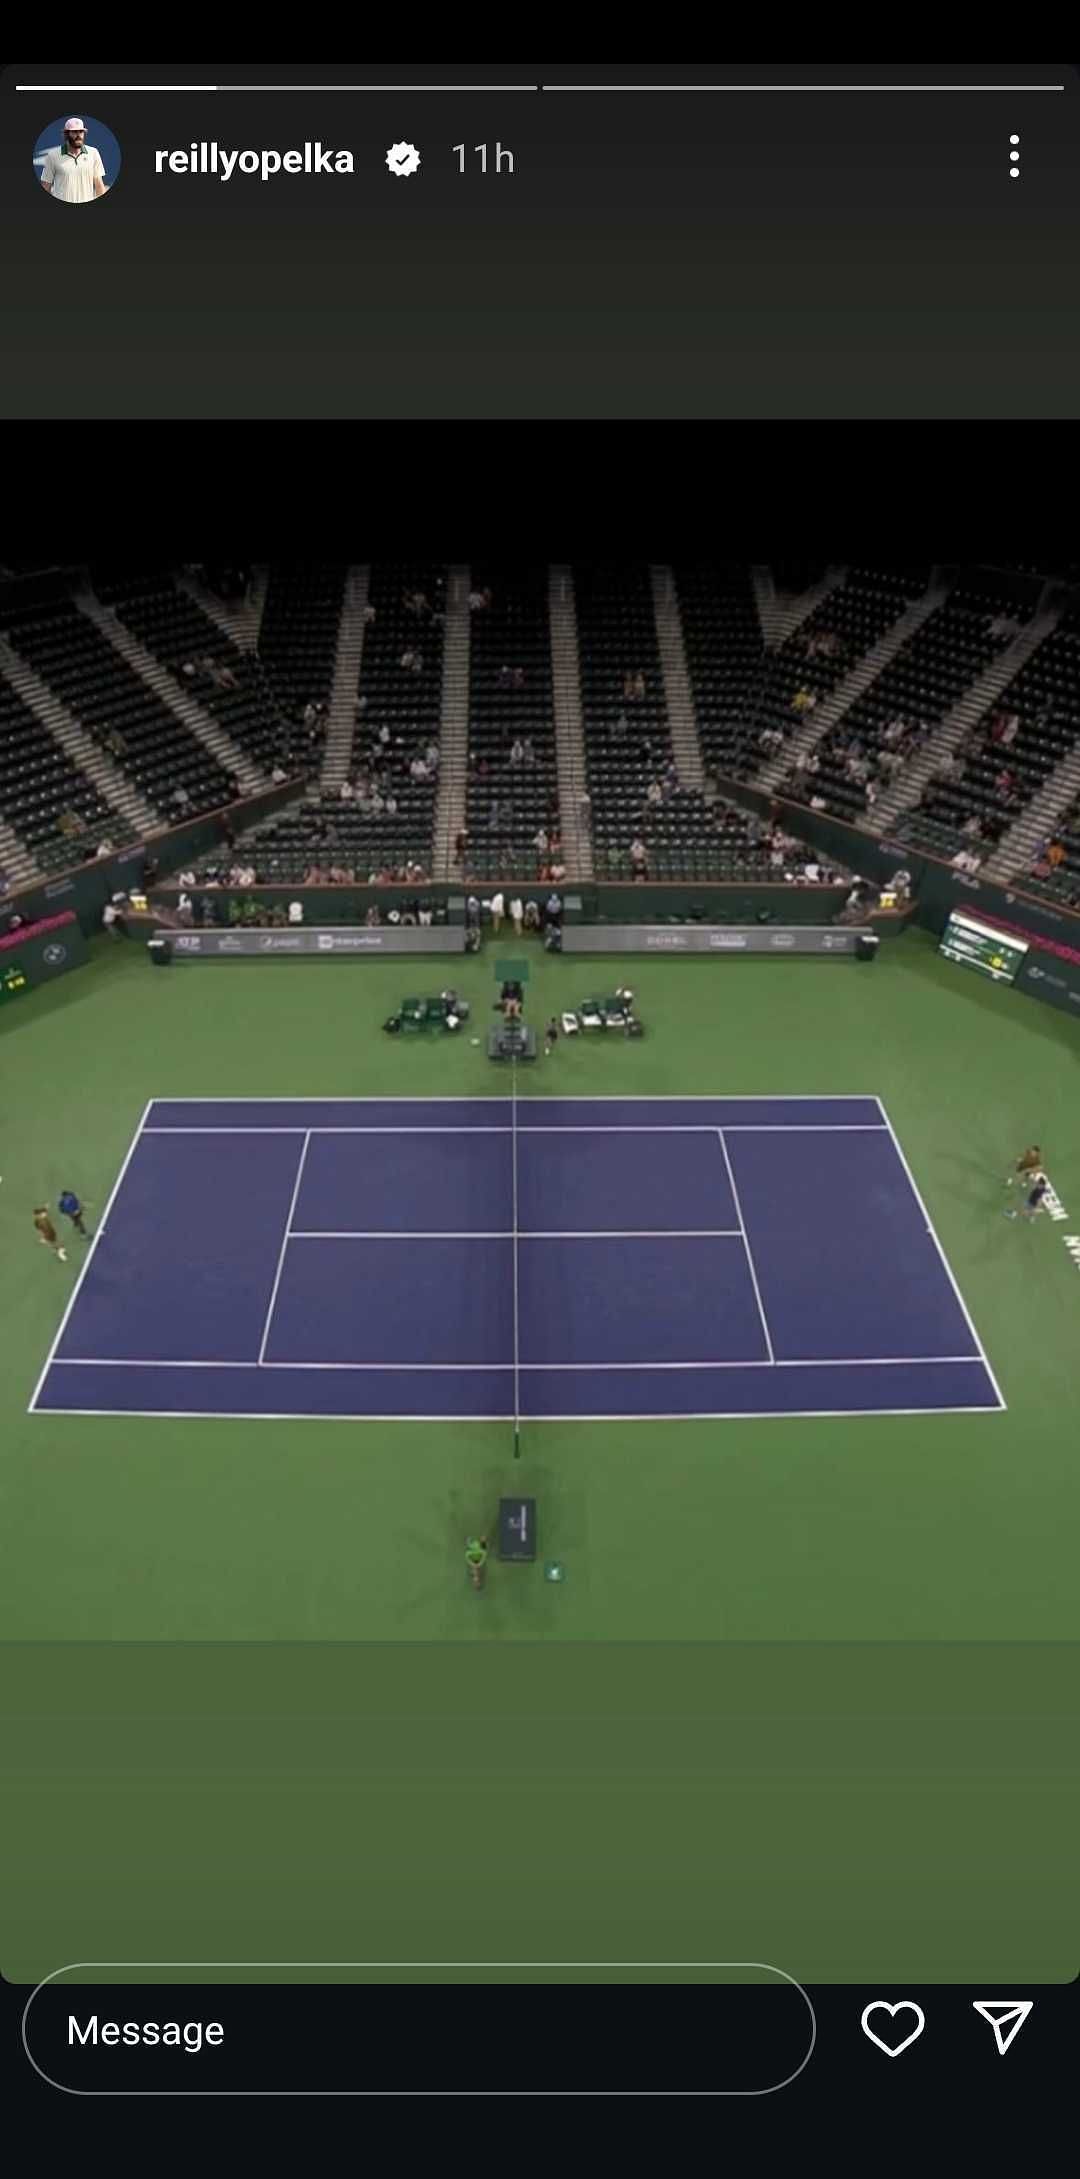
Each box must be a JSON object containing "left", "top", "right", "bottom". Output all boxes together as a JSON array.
[
  {"left": 218, "top": 935, "right": 244, "bottom": 952},
  {"left": 44, "top": 878, "right": 75, "bottom": 899},
  {"left": 821, "top": 934, "right": 848, "bottom": 949},
  {"left": 261, "top": 935, "right": 304, "bottom": 950},
  {"left": 708, "top": 934, "right": 748, "bottom": 949},
  {"left": 768, "top": 932, "right": 796, "bottom": 948},
  {"left": 1024, "top": 965, "right": 1080, "bottom": 1003},
  {"left": 645, "top": 933, "right": 688, "bottom": 948},
  {"left": 174, "top": 934, "right": 201, "bottom": 949},
  {"left": 42, "top": 944, "right": 67, "bottom": 965},
  {"left": 317, "top": 934, "right": 335, "bottom": 950}
]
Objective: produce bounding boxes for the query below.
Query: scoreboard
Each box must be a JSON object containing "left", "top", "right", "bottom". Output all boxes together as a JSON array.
[
  {"left": 0, "top": 962, "right": 28, "bottom": 1001},
  {"left": 939, "top": 908, "right": 1028, "bottom": 985}
]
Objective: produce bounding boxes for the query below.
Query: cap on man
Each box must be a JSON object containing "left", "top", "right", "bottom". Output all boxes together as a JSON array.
[{"left": 40, "top": 120, "right": 107, "bottom": 203}]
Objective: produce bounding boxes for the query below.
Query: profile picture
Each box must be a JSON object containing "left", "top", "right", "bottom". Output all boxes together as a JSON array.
[{"left": 34, "top": 115, "right": 121, "bottom": 204}]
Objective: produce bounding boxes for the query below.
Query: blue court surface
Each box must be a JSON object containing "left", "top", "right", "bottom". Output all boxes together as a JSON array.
[{"left": 30, "top": 1096, "right": 1005, "bottom": 1422}]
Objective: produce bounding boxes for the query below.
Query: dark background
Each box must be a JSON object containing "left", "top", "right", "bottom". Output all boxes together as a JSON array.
[{"left": 3, "top": 59, "right": 1078, "bottom": 418}]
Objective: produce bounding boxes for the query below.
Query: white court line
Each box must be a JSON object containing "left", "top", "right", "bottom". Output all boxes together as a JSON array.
[
  {"left": 146, "top": 1094, "right": 883, "bottom": 1103},
  {"left": 26, "top": 1099, "right": 153, "bottom": 1415},
  {"left": 140, "top": 1122, "right": 883, "bottom": 1135},
  {"left": 716, "top": 1131, "right": 775, "bottom": 1364},
  {"left": 141, "top": 1125, "right": 513, "bottom": 1135},
  {"left": 873, "top": 1096, "right": 1007, "bottom": 1411},
  {"left": 34, "top": 1406, "right": 1007, "bottom": 1423},
  {"left": 48, "top": 1354, "right": 988, "bottom": 1372},
  {"left": 286, "top": 1229, "right": 744, "bottom": 1239},
  {"left": 257, "top": 1132, "right": 311, "bottom": 1366}
]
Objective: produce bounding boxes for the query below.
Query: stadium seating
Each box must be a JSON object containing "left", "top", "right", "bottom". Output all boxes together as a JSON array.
[
  {"left": 1, "top": 600, "right": 233, "bottom": 820},
  {"left": 780, "top": 580, "right": 1032, "bottom": 825},
  {"left": 892, "top": 596, "right": 1080, "bottom": 864},
  {"left": 671, "top": 563, "right": 766, "bottom": 781},
  {"left": 464, "top": 565, "right": 558, "bottom": 881},
  {"left": 257, "top": 564, "right": 346, "bottom": 725},
  {"left": 0, "top": 672, "right": 134, "bottom": 872},
  {"left": 92, "top": 571, "right": 306, "bottom": 775},
  {"left": 228, "top": 563, "right": 446, "bottom": 883},
  {"left": 743, "top": 567, "right": 930, "bottom": 783}
]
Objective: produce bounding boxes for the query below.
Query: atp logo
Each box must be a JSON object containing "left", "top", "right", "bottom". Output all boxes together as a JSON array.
[{"left": 42, "top": 944, "right": 67, "bottom": 965}]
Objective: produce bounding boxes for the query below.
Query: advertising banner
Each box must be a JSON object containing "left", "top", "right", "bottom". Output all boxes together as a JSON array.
[
  {"left": 561, "top": 925, "right": 866, "bottom": 955},
  {"left": 160, "top": 926, "right": 465, "bottom": 957}
]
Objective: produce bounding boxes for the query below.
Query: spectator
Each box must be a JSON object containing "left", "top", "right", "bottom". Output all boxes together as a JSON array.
[
  {"left": 287, "top": 900, "right": 304, "bottom": 924},
  {"left": 533, "top": 827, "right": 549, "bottom": 858},
  {"left": 950, "top": 847, "right": 981, "bottom": 874},
  {"left": 363, "top": 603, "right": 377, "bottom": 624},
  {"left": 171, "top": 784, "right": 191, "bottom": 814},
  {"left": 510, "top": 737, "right": 525, "bottom": 767},
  {"left": 1047, "top": 839, "right": 1066, "bottom": 869},
  {"left": 629, "top": 836, "right": 648, "bottom": 877},
  {"left": 94, "top": 838, "right": 114, "bottom": 860},
  {"left": 340, "top": 778, "right": 355, "bottom": 801}
]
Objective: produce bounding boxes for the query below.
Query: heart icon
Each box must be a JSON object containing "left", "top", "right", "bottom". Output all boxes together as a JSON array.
[{"left": 861, "top": 2001, "right": 926, "bottom": 2057}]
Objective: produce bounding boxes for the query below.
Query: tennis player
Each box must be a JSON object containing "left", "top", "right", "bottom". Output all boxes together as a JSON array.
[
  {"left": 33, "top": 1207, "right": 67, "bottom": 1261},
  {"left": 544, "top": 1016, "right": 559, "bottom": 1057},
  {"left": 1005, "top": 1145, "right": 1042, "bottom": 1186},
  {"left": 1004, "top": 1174, "right": 1050, "bottom": 1222},
  {"left": 465, "top": 1536, "right": 488, "bottom": 1591},
  {"left": 58, "top": 1188, "right": 90, "bottom": 1237}
]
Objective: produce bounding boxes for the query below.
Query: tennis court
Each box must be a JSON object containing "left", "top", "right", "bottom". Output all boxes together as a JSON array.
[{"left": 31, "top": 1092, "right": 1003, "bottom": 1423}]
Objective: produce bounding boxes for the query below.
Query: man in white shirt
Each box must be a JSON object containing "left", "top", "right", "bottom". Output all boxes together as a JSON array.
[
  {"left": 40, "top": 120, "right": 108, "bottom": 203},
  {"left": 489, "top": 890, "right": 505, "bottom": 934}
]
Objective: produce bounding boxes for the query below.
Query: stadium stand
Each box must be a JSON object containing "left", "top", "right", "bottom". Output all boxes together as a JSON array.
[
  {"left": 464, "top": 565, "right": 558, "bottom": 882},
  {"left": 0, "top": 599, "right": 233, "bottom": 821},
  {"left": 257, "top": 563, "right": 346, "bottom": 745},
  {"left": 779, "top": 577, "right": 1034, "bottom": 827},
  {"left": 0, "top": 669, "right": 135, "bottom": 872},
  {"left": 671, "top": 564, "right": 766, "bottom": 781},
  {"left": 227, "top": 564, "right": 446, "bottom": 884},
  {"left": 744, "top": 567, "right": 930, "bottom": 783},
  {"left": 91, "top": 570, "right": 304, "bottom": 777},
  {"left": 0, "top": 560, "right": 1075, "bottom": 901},
  {"left": 890, "top": 593, "right": 1079, "bottom": 866}
]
